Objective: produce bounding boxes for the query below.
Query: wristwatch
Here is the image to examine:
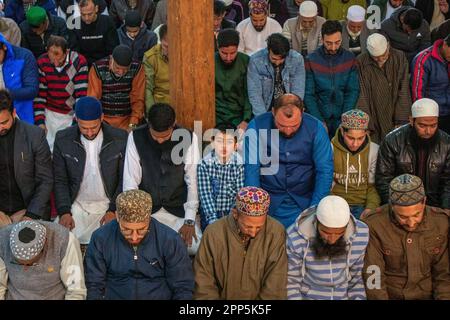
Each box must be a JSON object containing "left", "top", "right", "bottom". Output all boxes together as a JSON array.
[
  {"left": 184, "top": 219, "right": 195, "bottom": 226},
  {"left": 128, "top": 123, "right": 137, "bottom": 129}
]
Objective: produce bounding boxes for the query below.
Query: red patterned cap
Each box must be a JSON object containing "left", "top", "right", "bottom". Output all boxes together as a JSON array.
[{"left": 236, "top": 187, "right": 270, "bottom": 216}]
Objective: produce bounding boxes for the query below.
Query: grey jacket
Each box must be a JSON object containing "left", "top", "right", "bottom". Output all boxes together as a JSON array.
[
  {"left": 341, "top": 20, "right": 374, "bottom": 55},
  {"left": 109, "top": 0, "right": 156, "bottom": 28},
  {"left": 282, "top": 16, "right": 326, "bottom": 55},
  {"left": 13, "top": 119, "right": 53, "bottom": 220},
  {"left": 53, "top": 123, "right": 128, "bottom": 215},
  {"left": 381, "top": 6, "right": 431, "bottom": 62},
  {"left": 151, "top": 0, "right": 167, "bottom": 30}
]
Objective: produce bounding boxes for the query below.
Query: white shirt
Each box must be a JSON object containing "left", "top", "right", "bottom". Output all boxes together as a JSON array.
[
  {"left": 75, "top": 130, "right": 109, "bottom": 206},
  {"left": 123, "top": 130, "right": 200, "bottom": 221},
  {"left": 236, "top": 17, "right": 282, "bottom": 55},
  {"left": 385, "top": 2, "right": 400, "bottom": 21}
]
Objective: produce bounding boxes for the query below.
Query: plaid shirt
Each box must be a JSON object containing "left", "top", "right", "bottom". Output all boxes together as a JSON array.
[{"left": 197, "top": 151, "right": 244, "bottom": 228}]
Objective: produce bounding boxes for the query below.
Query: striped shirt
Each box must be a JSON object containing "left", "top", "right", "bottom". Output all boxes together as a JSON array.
[
  {"left": 34, "top": 50, "right": 88, "bottom": 125},
  {"left": 287, "top": 206, "right": 369, "bottom": 300},
  {"left": 197, "top": 151, "right": 244, "bottom": 228}
]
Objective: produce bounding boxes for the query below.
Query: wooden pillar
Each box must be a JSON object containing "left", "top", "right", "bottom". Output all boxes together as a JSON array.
[{"left": 168, "top": 0, "right": 215, "bottom": 132}]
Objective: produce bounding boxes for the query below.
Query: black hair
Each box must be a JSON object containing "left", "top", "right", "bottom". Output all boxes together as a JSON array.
[
  {"left": 266, "top": 33, "right": 290, "bottom": 58},
  {"left": 159, "top": 24, "right": 168, "bottom": 40},
  {"left": 47, "top": 35, "right": 68, "bottom": 52},
  {"left": 147, "top": 103, "right": 176, "bottom": 132},
  {"left": 78, "top": 0, "right": 97, "bottom": 8},
  {"left": 321, "top": 20, "right": 342, "bottom": 37},
  {"left": 402, "top": 8, "right": 423, "bottom": 31},
  {"left": 214, "top": 0, "right": 227, "bottom": 16},
  {"left": 212, "top": 123, "right": 238, "bottom": 142},
  {"left": 0, "top": 89, "right": 13, "bottom": 113},
  {"left": 217, "top": 28, "right": 240, "bottom": 48}
]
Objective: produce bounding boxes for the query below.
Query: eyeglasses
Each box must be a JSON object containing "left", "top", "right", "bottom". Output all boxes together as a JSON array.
[{"left": 119, "top": 222, "right": 149, "bottom": 238}]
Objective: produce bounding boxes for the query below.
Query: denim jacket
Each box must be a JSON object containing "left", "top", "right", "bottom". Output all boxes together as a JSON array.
[{"left": 247, "top": 48, "right": 305, "bottom": 116}]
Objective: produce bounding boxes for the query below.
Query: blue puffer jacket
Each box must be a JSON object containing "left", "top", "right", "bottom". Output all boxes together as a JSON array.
[
  {"left": 85, "top": 219, "right": 194, "bottom": 300},
  {"left": 411, "top": 39, "right": 450, "bottom": 117},
  {"left": 5, "top": 0, "right": 57, "bottom": 24},
  {"left": 304, "top": 46, "right": 359, "bottom": 129},
  {"left": 0, "top": 33, "right": 38, "bottom": 124},
  {"left": 247, "top": 48, "right": 305, "bottom": 116}
]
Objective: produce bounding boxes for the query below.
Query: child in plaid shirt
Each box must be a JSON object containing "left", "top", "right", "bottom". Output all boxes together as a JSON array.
[{"left": 198, "top": 125, "right": 244, "bottom": 231}]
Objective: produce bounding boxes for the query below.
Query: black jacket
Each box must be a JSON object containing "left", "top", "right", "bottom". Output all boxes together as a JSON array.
[
  {"left": 415, "top": 0, "right": 450, "bottom": 25},
  {"left": 53, "top": 123, "right": 128, "bottom": 215},
  {"left": 68, "top": 14, "right": 119, "bottom": 66},
  {"left": 19, "top": 13, "right": 68, "bottom": 58},
  {"left": 13, "top": 119, "right": 53, "bottom": 220},
  {"left": 376, "top": 124, "right": 450, "bottom": 209}
]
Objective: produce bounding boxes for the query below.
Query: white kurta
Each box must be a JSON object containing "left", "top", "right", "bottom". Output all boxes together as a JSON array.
[
  {"left": 236, "top": 17, "right": 282, "bottom": 55},
  {"left": 71, "top": 130, "right": 109, "bottom": 244}
]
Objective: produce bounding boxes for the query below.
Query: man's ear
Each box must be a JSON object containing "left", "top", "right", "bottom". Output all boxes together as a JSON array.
[{"left": 409, "top": 116, "right": 414, "bottom": 127}]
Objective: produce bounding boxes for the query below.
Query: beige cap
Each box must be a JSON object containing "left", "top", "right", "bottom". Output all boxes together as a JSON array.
[
  {"left": 299, "top": 1, "right": 318, "bottom": 18},
  {"left": 367, "top": 33, "right": 388, "bottom": 57}
]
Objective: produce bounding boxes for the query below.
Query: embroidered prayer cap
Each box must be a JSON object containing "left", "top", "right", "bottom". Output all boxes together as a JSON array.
[
  {"left": 299, "top": 1, "right": 318, "bottom": 18},
  {"left": 236, "top": 186, "right": 270, "bottom": 216},
  {"left": 26, "top": 6, "right": 47, "bottom": 27},
  {"left": 75, "top": 96, "right": 102, "bottom": 120},
  {"left": 248, "top": 0, "right": 268, "bottom": 15},
  {"left": 116, "top": 190, "right": 153, "bottom": 223},
  {"left": 341, "top": 109, "right": 369, "bottom": 130},
  {"left": 10, "top": 221, "right": 47, "bottom": 262},
  {"left": 389, "top": 174, "right": 425, "bottom": 206}
]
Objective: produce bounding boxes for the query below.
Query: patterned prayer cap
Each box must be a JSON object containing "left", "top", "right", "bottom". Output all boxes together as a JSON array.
[
  {"left": 389, "top": 174, "right": 425, "bottom": 206},
  {"left": 249, "top": 0, "right": 268, "bottom": 14},
  {"left": 341, "top": 109, "right": 369, "bottom": 130},
  {"left": 10, "top": 221, "right": 47, "bottom": 261},
  {"left": 236, "top": 187, "right": 270, "bottom": 216},
  {"left": 116, "top": 190, "right": 153, "bottom": 223}
]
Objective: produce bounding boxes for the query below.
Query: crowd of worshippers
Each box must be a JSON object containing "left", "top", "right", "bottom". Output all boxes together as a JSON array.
[{"left": 0, "top": 0, "right": 449, "bottom": 301}]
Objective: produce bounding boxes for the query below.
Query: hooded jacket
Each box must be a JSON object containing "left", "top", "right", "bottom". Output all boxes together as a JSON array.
[
  {"left": 331, "top": 129, "right": 380, "bottom": 209},
  {"left": 117, "top": 23, "right": 157, "bottom": 62},
  {"left": 381, "top": 5, "right": 431, "bottom": 62},
  {"left": 287, "top": 206, "right": 369, "bottom": 300},
  {"left": 0, "top": 33, "right": 38, "bottom": 124}
]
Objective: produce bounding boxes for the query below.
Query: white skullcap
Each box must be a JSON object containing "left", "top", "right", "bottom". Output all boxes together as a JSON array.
[
  {"left": 222, "top": 0, "right": 233, "bottom": 6},
  {"left": 299, "top": 1, "right": 318, "bottom": 18},
  {"left": 411, "top": 98, "right": 439, "bottom": 118},
  {"left": 347, "top": 5, "right": 366, "bottom": 22},
  {"left": 316, "top": 196, "right": 350, "bottom": 228},
  {"left": 367, "top": 33, "right": 388, "bottom": 57}
]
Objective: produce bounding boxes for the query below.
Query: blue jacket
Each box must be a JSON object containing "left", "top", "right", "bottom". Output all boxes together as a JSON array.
[
  {"left": 5, "top": 0, "right": 57, "bottom": 24},
  {"left": 247, "top": 48, "right": 305, "bottom": 116},
  {"left": 411, "top": 39, "right": 450, "bottom": 117},
  {"left": 85, "top": 219, "right": 194, "bottom": 300},
  {"left": 244, "top": 112, "right": 333, "bottom": 227},
  {"left": 304, "top": 46, "right": 359, "bottom": 124},
  {"left": 0, "top": 33, "right": 38, "bottom": 124}
]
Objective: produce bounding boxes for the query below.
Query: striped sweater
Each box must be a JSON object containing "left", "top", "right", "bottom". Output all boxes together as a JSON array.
[
  {"left": 34, "top": 51, "right": 88, "bottom": 125},
  {"left": 287, "top": 206, "right": 369, "bottom": 300}
]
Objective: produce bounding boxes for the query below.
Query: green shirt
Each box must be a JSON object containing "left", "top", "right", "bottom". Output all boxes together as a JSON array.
[{"left": 215, "top": 52, "right": 252, "bottom": 127}]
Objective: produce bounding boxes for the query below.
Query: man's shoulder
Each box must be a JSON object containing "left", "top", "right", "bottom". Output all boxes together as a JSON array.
[
  {"left": 383, "top": 124, "right": 409, "bottom": 145},
  {"left": 360, "top": 205, "right": 390, "bottom": 226},
  {"left": 427, "top": 206, "right": 450, "bottom": 225},
  {"left": 16, "top": 119, "right": 45, "bottom": 136},
  {"left": 266, "top": 216, "right": 286, "bottom": 235},
  {"left": 103, "top": 123, "right": 128, "bottom": 140},
  {"left": 236, "top": 18, "right": 251, "bottom": 30},
  {"left": 55, "top": 124, "right": 78, "bottom": 142}
]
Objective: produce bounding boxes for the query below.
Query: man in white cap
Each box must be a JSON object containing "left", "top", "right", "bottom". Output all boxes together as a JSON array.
[
  {"left": 286, "top": 195, "right": 369, "bottom": 300},
  {"left": 236, "top": 0, "right": 282, "bottom": 55},
  {"left": 376, "top": 98, "right": 450, "bottom": 209},
  {"left": 0, "top": 220, "right": 86, "bottom": 300},
  {"left": 362, "top": 174, "right": 450, "bottom": 300},
  {"left": 356, "top": 32, "right": 411, "bottom": 143},
  {"left": 412, "top": 34, "right": 450, "bottom": 135},
  {"left": 341, "top": 5, "right": 373, "bottom": 56},
  {"left": 282, "top": 0, "right": 326, "bottom": 56}
]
